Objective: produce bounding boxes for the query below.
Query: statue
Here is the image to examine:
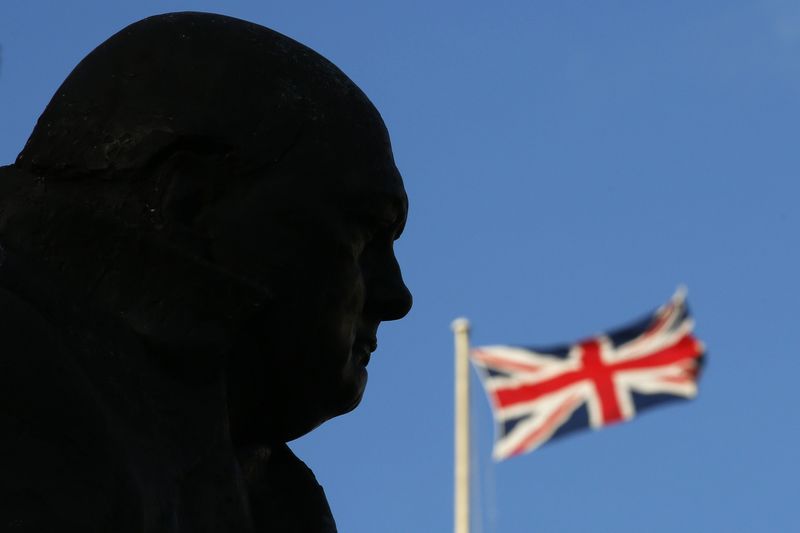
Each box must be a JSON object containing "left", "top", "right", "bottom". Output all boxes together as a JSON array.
[{"left": 0, "top": 12, "right": 412, "bottom": 532}]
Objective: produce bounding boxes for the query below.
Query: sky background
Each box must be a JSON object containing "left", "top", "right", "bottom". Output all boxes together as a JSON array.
[{"left": 2, "top": 2, "right": 798, "bottom": 532}]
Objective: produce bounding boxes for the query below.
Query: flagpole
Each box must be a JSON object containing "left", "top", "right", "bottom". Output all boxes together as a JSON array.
[{"left": 452, "top": 317, "right": 471, "bottom": 533}]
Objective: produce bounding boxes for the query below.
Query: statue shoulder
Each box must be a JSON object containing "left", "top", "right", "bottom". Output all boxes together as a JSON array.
[{"left": 0, "top": 287, "right": 140, "bottom": 532}]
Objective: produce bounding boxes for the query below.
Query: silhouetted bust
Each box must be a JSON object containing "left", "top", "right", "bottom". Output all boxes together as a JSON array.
[{"left": 0, "top": 12, "right": 411, "bottom": 532}]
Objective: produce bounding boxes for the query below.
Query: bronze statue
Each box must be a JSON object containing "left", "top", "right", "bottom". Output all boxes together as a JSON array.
[{"left": 0, "top": 12, "right": 411, "bottom": 532}]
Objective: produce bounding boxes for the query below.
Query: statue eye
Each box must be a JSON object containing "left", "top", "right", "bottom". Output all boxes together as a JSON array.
[
  {"left": 362, "top": 221, "right": 388, "bottom": 244},
  {"left": 355, "top": 212, "right": 393, "bottom": 242},
  {"left": 351, "top": 204, "right": 404, "bottom": 248}
]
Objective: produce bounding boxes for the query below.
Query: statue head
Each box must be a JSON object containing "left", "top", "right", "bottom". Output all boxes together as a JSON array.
[{"left": 3, "top": 12, "right": 412, "bottom": 444}]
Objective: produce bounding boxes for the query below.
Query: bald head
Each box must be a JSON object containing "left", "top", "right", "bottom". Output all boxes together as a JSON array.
[{"left": 17, "top": 12, "right": 387, "bottom": 179}]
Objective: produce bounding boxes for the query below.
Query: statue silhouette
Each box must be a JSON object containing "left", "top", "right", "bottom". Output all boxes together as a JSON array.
[{"left": 0, "top": 12, "right": 411, "bottom": 532}]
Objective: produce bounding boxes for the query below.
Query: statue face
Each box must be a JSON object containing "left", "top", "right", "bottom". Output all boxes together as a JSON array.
[{"left": 220, "top": 120, "right": 413, "bottom": 443}]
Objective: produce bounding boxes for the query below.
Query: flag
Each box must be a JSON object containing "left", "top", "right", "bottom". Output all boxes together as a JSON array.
[{"left": 471, "top": 288, "right": 705, "bottom": 460}]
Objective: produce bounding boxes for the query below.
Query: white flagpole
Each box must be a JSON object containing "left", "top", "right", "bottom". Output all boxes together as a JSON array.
[{"left": 452, "top": 317, "right": 471, "bottom": 533}]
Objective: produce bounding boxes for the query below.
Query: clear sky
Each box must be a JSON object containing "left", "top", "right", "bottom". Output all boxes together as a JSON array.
[{"left": 2, "top": 2, "right": 798, "bottom": 532}]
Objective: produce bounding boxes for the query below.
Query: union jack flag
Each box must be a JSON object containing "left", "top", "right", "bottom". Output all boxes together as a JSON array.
[{"left": 472, "top": 288, "right": 705, "bottom": 461}]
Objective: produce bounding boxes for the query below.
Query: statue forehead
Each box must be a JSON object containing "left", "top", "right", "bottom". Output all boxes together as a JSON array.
[{"left": 241, "top": 147, "right": 407, "bottom": 217}]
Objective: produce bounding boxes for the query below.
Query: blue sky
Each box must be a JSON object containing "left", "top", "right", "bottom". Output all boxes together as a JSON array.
[{"left": 2, "top": 2, "right": 798, "bottom": 532}]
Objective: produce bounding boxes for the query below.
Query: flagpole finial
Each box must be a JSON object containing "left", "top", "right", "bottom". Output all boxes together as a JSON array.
[{"left": 451, "top": 317, "right": 471, "bottom": 333}]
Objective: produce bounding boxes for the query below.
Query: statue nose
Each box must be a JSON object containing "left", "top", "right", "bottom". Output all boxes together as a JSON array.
[
  {"left": 365, "top": 257, "right": 413, "bottom": 321},
  {"left": 379, "top": 277, "right": 413, "bottom": 321}
]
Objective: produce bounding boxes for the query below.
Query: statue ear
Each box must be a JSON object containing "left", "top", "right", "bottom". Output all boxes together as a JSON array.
[{"left": 155, "top": 148, "right": 231, "bottom": 229}]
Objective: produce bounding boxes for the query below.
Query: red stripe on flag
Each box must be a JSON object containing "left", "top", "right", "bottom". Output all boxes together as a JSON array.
[
  {"left": 609, "top": 335, "right": 702, "bottom": 373},
  {"left": 494, "top": 367, "right": 587, "bottom": 408},
  {"left": 580, "top": 340, "right": 623, "bottom": 424}
]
